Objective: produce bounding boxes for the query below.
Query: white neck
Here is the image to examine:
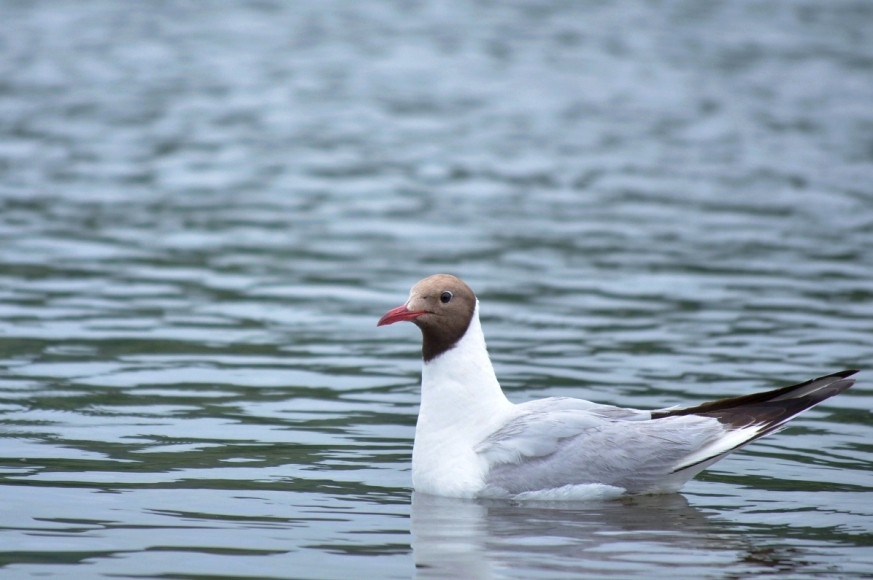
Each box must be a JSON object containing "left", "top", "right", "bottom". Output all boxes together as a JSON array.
[
  {"left": 420, "top": 303, "right": 511, "bottom": 420},
  {"left": 412, "top": 302, "right": 515, "bottom": 497}
]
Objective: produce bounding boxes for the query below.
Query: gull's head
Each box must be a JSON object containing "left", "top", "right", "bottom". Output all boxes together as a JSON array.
[{"left": 378, "top": 274, "right": 477, "bottom": 361}]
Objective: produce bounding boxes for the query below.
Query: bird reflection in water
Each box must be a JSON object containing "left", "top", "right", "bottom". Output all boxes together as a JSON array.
[{"left": 411, "top": 492, "right": 808, "bottom": 579}]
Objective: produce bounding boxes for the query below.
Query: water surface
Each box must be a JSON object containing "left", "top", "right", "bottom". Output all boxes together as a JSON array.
[{"left": 1, "top": 1, "right": 873, "bottom": 578}]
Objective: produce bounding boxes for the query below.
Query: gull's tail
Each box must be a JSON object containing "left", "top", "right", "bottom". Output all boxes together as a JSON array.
[{"left": 653, "top": 370, "right": 858, "bottom": 474}]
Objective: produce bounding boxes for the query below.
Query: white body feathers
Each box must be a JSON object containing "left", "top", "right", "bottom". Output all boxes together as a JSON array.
[{"left": 412, "top": 304, "right": 515, "bottom": 497}]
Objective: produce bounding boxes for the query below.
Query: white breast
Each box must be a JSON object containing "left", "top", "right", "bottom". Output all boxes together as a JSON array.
[{"left": 411, "top": 303, "right": 516, "bottom": 497}]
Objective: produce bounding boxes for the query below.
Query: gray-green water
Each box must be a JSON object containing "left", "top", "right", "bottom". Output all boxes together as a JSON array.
[{"left": 1, "top": 1, "right": 873, "bottom": 578}]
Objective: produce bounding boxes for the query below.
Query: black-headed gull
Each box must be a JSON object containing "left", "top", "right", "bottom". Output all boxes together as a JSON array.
[{"left": 378, "top": 274, "right": 857, "bottom": 499}]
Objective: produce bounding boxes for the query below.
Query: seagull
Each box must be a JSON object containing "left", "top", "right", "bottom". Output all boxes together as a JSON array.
[{"left": 378, "top": 274, "right": 857, "bottom": 499}]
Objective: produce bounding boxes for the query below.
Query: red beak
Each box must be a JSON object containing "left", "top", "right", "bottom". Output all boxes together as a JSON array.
[{"left": 378, "top": 304, "right": 426, "bottom": 326}]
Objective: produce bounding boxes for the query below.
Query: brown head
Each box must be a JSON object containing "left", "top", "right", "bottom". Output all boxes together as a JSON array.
[{"left": 377, "top": 274, "right": 477, "bottom": 362}]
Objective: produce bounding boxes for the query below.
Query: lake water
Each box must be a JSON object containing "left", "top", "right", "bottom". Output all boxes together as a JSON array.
[{"left": 1, "top": 1, "right": 873, "bottom": 578}]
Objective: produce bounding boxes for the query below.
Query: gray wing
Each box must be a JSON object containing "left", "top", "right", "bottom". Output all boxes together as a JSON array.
[
  {"left": 479, "top": 372, "right": 858, "bottom": 497},
  {"left": 476, "top": 397, "right": 725, "bottom": 496},
  {"left": 474, "top": 397, "right": 651, "bottom": 464}
]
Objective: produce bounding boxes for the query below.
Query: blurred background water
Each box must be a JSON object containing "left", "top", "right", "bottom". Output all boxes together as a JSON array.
[{"left": 1, "top": 1, "right": 873, "bottom": 578}]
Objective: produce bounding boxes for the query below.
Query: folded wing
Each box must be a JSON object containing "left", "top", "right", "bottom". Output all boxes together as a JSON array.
[{"left": 477, "top": 371, "right": 857, "bottom": 496}]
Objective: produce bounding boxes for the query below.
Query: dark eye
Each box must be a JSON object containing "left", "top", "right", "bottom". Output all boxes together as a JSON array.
[{"left": 440, "top": 291, "right": 453, "bottom": 304}]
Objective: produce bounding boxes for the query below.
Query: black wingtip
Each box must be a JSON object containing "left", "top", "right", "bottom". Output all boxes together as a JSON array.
[
  {"left": 652, "top": 369, "right": 859, "bottom": 421},
  {"left": 666, "top": 370, "right": 858, "bottom": 474}
]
